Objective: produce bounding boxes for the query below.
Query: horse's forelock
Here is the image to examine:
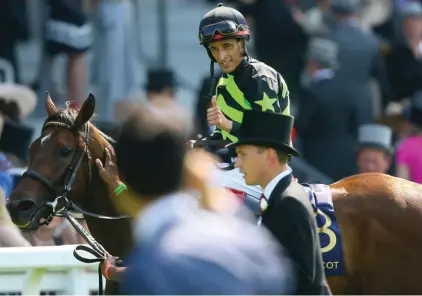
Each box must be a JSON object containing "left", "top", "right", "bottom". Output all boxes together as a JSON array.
[
  {"left": 43, "top": 107, "right": 113, "bottom": 150},
  {"left": 65, "top": 100, "right": 81, "bottom": 111}
]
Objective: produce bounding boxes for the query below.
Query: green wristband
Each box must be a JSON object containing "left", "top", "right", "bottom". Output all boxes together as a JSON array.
[{"left": 113, "top": 183, "right": 127, "bottom": 196}]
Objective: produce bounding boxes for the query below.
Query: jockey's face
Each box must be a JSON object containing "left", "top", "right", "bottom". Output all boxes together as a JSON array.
[
  {"left": 209, "top": 39, "right": 244, "bottom": 73},
  {"left": 235, "top": 145, "right": 269, "bottom": 186},
  {"left": 356, "top": 148, "right": 391, "bottom": 174}
]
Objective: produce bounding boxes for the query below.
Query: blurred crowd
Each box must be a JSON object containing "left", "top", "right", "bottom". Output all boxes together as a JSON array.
[{"left": 0, "top": 0, "right": 421, "bottom": 293}]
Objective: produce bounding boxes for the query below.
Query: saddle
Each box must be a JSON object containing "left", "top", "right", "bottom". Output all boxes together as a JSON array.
[{"left": 220, "top": 168, "right": 333, "bottom": 218}]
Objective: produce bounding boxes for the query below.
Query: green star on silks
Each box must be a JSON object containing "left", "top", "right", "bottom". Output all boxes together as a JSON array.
[{"left": 254, "top": 92, "right": 278, "bottom": 112}]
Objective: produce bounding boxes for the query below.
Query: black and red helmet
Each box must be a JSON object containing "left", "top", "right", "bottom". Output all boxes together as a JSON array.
[
  {"left": 199, "top": 4, "right": 251, "bottom": 97},
  {"left": 199, "top": 3, "right": 250, "bottom": 57}
]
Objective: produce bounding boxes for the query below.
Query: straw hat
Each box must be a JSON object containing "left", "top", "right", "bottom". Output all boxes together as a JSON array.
[{"left": 0, "top": 84, "right": 37, "bottom": 120}]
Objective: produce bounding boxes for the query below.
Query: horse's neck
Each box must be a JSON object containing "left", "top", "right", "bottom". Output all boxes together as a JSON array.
[{"left": 83, "top": 171, "right": 133, "bottom": 257}]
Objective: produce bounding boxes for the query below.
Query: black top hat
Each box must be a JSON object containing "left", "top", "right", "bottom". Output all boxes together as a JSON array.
[
  {"left": 0, "top": 120, "right": 34, "bottom": 161},
  {"left": 227, "top": 110, "right": 300, "bottom": 157},
  {"left": 145, "top": 68, "right": 177, "bottom": 92},
  {"left": 403, "top": 91, "right": 422, "bottom": 128}
]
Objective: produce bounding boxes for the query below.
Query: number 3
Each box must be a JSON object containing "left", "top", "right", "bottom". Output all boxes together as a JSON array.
[{"left": 315, "top": 209, "right": 337, "bottom": 253}]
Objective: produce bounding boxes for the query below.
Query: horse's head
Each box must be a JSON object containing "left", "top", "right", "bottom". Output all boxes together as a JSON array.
[{"left": 7, "top": 93, "right": 111, "bottom": 230}]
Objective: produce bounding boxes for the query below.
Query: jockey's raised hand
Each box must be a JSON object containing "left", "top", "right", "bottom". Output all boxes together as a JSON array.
[
  {"left": 95, "top": 148, "right": 122, "bottom": 191},
  {"left": 207, "top": 96, "right": 233, "bottom": 132}
]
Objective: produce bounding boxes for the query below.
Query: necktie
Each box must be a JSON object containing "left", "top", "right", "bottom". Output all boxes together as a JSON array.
[{"left": 257, "top": 194, "right": 268, "bottom": 226}]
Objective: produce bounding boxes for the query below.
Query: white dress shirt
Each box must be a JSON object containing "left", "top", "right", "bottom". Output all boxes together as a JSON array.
[{"left": 263, "top": 166, "right": 292, "bottom": 200}]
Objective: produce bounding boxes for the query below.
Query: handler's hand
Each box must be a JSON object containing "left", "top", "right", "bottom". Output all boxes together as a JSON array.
[
  {"left": 100, "top": 253, "right": 117, "bottom": 281},
  {"left": 95, "top": 148, "right": 121, "bottom": 190},
  {"left": 207, "top": 96, "right": 233, "bottom": 132}
]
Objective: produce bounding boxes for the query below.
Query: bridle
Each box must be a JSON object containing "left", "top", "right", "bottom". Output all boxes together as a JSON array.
[
  {"left": 22, "top": 120, "right": 91, "bottom": 223},
  {"left": 21, "top": 120, "right": 128, "bottom": 295},
  {"left": 23, "top": 120, "right": 129, "bottom": 223}
]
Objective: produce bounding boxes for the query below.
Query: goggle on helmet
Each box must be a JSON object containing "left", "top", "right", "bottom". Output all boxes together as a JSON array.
[{"left": 199, "top": 20, "right": 250, "bottom": 45}]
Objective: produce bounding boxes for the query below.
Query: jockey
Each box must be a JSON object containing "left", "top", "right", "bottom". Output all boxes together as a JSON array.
[{"left": 198, "top": 3, "right": 293, "bottom": 162}]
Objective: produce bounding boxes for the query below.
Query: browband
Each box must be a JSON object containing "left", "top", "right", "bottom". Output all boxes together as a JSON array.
[{"left": 43, "top": 121, "right": 72, "bottom": 130}]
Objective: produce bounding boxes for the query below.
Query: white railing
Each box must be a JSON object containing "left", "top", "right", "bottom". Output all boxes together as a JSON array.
[{"left": 0, "top": 245, "right": 105, "bottom": 295}]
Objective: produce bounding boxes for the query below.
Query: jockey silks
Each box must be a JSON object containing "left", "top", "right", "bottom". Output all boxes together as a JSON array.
[{"left": 207, "top": 57, "right": 291, "bottom": 143}]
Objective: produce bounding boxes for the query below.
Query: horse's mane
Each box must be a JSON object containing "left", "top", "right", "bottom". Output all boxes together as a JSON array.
[{"left": 43, "top": 105, "right": 116, "bottom": 148}]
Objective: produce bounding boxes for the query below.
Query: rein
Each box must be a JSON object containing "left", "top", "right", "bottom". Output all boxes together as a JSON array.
[{"left": 22, "top": 120, "right": 129, "bottom": 295}]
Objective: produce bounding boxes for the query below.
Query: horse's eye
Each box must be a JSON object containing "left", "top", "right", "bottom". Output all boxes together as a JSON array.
[{"left": 59, "top": 146, "right": 73, "bottom": 157}]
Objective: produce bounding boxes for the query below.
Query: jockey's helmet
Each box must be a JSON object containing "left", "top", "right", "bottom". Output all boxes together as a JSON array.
[{"left": 198, "top": 3, "right": 250, "bottom": 62}]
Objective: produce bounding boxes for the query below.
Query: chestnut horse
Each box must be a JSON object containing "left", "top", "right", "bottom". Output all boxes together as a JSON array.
[
  {"left": 6, "top": 95, "right": 422, "bottom": 294},
  {"left": 7, "top": 94, "right": 132, "bottom": 295},
  {"left": 327, "top": 174, "right": 422, "bottom": 294},
  {"left": 223, "top": 166, "right": 422, "bottom": 294}
]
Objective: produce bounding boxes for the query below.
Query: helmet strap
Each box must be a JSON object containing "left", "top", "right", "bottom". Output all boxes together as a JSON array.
[
  {"left": 209, "top": 60, "right": 215, "bottom": 99},
  {"left": 242, "top": 40, "right": 249, "bottom": 57},
  {"left": 203, "top": 45, "right": 216, "bottom": 102},
  {"left": 203, "top": 60, "right": 215, "bottom": 107}
]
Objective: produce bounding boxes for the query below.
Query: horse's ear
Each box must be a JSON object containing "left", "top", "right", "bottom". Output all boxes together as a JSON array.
[
  {"left": 74, "top": 93, "right": 96, "bottom": 129},
  {"left": 45, "top": 91, "right": 57, "bottom": 117}
]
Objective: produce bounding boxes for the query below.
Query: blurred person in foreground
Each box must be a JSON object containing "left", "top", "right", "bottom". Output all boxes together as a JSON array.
[
  {"left": 356, "top": 124, "right": 394, "bottom": 174},
  {"left": 95, "top": 102, "right": 295, "bottom": 294},
  {"left": 231, "top": 110, "right": 331, "bottom": 295},
  {"left": 395, "top": 90, "right": 422, "bottom": 183},
  {"left": 197, "top": 3, "right": 292, "bottom": 163}
]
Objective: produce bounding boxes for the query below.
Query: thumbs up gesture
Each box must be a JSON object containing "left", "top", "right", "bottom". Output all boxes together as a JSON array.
[{"left": 207, "top": 96, "right": 232, "bottom": 132}]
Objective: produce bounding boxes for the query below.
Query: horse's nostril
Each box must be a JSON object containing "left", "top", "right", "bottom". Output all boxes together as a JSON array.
[
  {"left": 6, "top": 199, "right": 39, "bottom": 229},
  {"left": 15, "top": 200, "right": 37, "bottom": 211},
  {"left": 8, "top": 200, "right": 37, "bottom": 213}
]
